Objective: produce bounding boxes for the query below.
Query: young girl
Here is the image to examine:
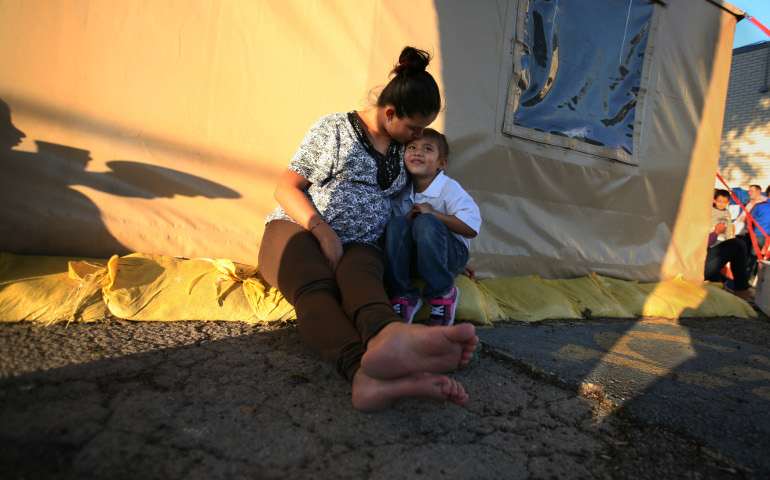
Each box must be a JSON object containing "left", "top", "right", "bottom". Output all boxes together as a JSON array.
[
  {"left": 384, "top": 128, "right": 481, "bottom": 326},
  {"left": 258, "top": 47, "right": 478, "bottom": 411}
]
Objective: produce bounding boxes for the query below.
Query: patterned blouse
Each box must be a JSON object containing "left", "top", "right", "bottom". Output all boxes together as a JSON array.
[{"left": 265, "top": 112, "right": 407, "bottom": 246}]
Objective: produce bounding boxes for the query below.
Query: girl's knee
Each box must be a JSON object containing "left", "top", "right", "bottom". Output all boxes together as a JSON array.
[
  {"left": 386, "top": 215, "right": 412, "bottom": 236},
  {"left": 412, "top": 213, "right": 444, "bottom": 240}
]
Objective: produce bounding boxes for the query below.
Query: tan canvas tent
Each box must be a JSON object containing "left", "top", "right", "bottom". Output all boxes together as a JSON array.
[{"left": 0, "top": 0, "right": 744, "bottom": 284}]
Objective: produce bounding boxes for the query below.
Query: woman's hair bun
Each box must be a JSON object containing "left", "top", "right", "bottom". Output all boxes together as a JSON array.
[
  {"left": 378, "top": 45, "right": 441, "bottom": 119},
  {"left": 392, "top": 46, "right": 431, "bottom": 76}
]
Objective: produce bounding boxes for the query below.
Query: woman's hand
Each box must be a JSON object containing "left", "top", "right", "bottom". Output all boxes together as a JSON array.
[
  {"left": 313, "top": 223, "right": 344, "bottom": 271},
  {"left": 274, "top": 168, "right": 344, "bottom": 270}
]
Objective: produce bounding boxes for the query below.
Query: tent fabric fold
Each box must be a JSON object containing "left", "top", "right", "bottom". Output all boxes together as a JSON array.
[{"left": 0, "top": 252, "right": 756, "bottom": 325}]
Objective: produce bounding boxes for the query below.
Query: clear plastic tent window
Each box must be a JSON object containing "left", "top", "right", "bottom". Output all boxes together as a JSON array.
[{"left": 503, "top": 0, "right": 654, "bottom": 164}]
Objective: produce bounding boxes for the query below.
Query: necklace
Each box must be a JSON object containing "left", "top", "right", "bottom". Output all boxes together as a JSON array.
[{"left": 348, "top": 112, "right": 401, "bottom": 190}]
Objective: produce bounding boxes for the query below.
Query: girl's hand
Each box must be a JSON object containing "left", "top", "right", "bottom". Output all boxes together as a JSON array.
[
  {"left": 414, "top": 202, "right": 435, "bottom": 215},
  {"left": 461, "top": 265, "right": 476, "bottom": 281},
  {"left": 406, "top": 206, "right": 421, "bottom": 221}
]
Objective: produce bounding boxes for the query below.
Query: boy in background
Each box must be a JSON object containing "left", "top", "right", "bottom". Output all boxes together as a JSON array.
[
  {"left": 710, "top": 188, "right": 734, "bottom": 242},
  {"left": 706, "top": 189, "right": 749, "bottom": 301}
]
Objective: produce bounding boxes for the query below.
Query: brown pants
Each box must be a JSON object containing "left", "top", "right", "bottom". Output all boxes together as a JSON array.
[{"left": 258, "top": 220, "right": 397, "bottom": 382}]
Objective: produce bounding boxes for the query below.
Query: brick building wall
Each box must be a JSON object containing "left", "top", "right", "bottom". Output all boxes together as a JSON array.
[{"left": 719, "top": 41, "right": 770, "bottom": 191}]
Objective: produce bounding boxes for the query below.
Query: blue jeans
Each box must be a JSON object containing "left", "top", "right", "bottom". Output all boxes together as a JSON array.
[{"left": 383, "top": 214, "right": 469, "bottom": 301}]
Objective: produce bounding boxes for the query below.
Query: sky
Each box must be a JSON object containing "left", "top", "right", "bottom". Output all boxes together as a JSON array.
[{"left": 729, "top": 0, "right": 770, "bottom": 48}]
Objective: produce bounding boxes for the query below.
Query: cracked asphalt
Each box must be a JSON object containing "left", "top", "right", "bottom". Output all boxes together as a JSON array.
[{"left": 1, "top": 315, "right": 769, "bottom": 479}]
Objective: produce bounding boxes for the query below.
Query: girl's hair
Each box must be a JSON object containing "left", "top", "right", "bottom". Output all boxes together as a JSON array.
[
  {"left": 419, "top": 128, "right": 450, "bottom": 160},
  {"left": 377, "top": 46, "right": 442, "bottom": 119}
]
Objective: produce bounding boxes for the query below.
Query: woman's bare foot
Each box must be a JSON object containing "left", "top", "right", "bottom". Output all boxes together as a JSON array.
[
  {"left": 360, "top": 322, "right": 478, "bottom": 380},
  {"left": 351, "top": 369, "right": 469, "bottom": 411}
]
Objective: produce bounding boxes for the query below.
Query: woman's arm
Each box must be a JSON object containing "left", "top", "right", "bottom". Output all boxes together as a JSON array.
[{"left": 274, "top": 168, "right": 344, "bottom": 271}]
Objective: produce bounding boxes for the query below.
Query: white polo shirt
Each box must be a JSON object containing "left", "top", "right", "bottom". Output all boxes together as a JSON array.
[{"left": 393, "top": 171, "right": 482, "bottom": 251}]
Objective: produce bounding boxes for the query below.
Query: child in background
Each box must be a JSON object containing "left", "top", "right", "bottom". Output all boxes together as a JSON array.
[
  {"left": 384, "top": 128, "right": 482, "bottom": 326},
  {"left": 710, "top": 189, "right": 734, "bottom": 243},
  {"left": 706, "top": 189, "right": 749, "bottom": 301}
]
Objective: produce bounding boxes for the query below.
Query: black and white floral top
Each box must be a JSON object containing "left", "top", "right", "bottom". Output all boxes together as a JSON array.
[{"left": 265, "top": 112, "right": 407, "bottom": 246}]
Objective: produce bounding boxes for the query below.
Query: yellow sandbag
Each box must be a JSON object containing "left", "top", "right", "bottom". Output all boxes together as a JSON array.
[
  {"left": 477, "top": 275, "right": 581, "bottom": 322},
  {"left": 65, "top": 259, "right": 112, "bottom": 321},
  {"left": 463, "top": 275, "right": 509, "bottom": 324},
  {"left": 0, "top": 252, "right": 111, "bottom": 323},
  {"left": 543, "top": 274, "right": 635, "bottom": 318},
  {"left": 103, "top": 253, "right": 257, "bottom": 321},
  {"left": 635, "top": 276, "right": 720, "bottom": 318},
  {"left": 603, "top": 274, "right": 753, "bottom": 318},
  {"left": 208, "top": 259, "right": 295, "bottom": 322},
  {"left": 594, "top": 274, "right": 678, "bottom": 317},
  {"left": 5, "top": 251, "right": 754, "bottom": 324},
  {"left": 675, "top": 278, "right": 756, "bottom": 318},
  {"left": 410, "top": 274, "right": 502, "bottom": 325}
]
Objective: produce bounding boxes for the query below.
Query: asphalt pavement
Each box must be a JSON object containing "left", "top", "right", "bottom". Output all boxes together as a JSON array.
[
  {"left": 1, "top": 313, "right": 769, "bottom": 479},
  {"left": 477, "top": 316, "right": 770, "bottom": 476}
]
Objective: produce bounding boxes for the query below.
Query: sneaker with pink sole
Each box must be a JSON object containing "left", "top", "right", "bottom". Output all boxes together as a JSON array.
[
  {"left": 391, "top": 296, "right": 423, "bottom": 324},
  {"left": 428, "top": 286, "right": 459, "bottom": 326}
]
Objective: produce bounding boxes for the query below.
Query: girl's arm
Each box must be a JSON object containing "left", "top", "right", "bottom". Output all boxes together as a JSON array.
[
  {"left": 411, "top": 204, "right": 477, "bottom": 238},
  {"left": 274, "top": 168, "right": 344, "bottom": 271}
]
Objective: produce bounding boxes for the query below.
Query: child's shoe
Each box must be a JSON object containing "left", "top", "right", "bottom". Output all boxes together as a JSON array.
[
  {"left": 428, "top": 286, "right": 459, "bottom": 326},
  {"left": 391, "top": 296, "right": 423, "bottom": 324}
]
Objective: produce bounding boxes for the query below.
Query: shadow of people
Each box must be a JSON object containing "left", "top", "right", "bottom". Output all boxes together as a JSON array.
[
  {"left": 0, "top": 98, "right": 240, "bottom": 259},
  {"left": 0, "top": 99, "right": 25, "bottom": 150},
  {"left": 616, "top": 311, "right": 770, "bottom": 475},
  {"left": 99, "top": 161, "right": 240, "bottom": 200}
]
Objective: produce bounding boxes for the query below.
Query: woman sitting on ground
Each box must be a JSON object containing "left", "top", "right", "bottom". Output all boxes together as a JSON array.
[{"left": 257, "top": 46, "right": 479, "bottom": 411}]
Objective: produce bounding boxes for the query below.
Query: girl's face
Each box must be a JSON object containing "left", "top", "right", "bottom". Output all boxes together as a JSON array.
[
  {"left": 714, "top": 195, "right": 730, "bottom": 210},
  {"left": 386, "top": 111, "right": 438, "bottom": 144},
  {"left": 404, "top": 137, "right": 447, "bottom": 181}
]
